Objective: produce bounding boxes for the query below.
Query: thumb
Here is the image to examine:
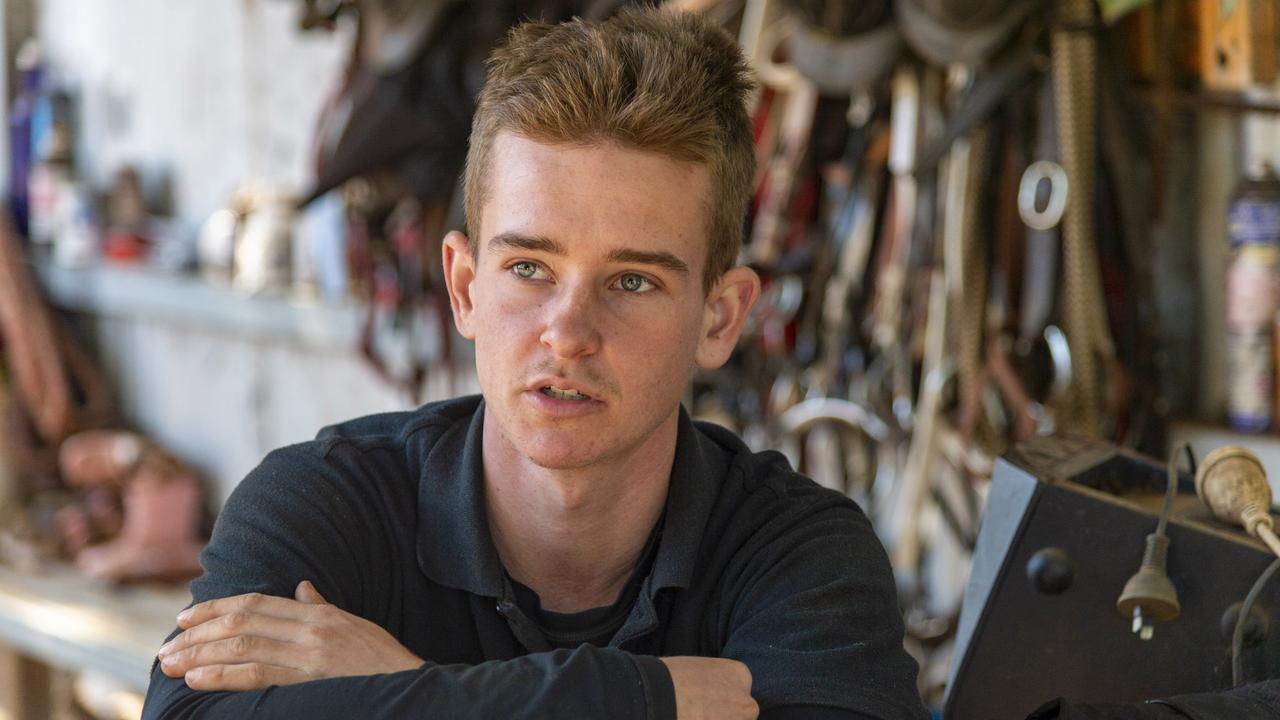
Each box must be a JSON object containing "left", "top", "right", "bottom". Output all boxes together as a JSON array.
[{"left": 295, "top": 580, "right": 327, "bottom": 605}]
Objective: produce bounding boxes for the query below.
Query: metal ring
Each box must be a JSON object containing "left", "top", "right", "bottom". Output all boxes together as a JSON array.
[
  {"left": 1018, "top": 160, "right": 1069, "bottom": 231},
  {"left": 1043, "top": 324, "right": 1073, "bottom": 399},
  {"left": 776, "top": 396, "right": 892, "bottom": 444}
]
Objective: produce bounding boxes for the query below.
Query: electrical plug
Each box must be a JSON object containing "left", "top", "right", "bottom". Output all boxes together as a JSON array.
[{"left": 1196, "top": 446, "right": 1280, "bottom": 559}]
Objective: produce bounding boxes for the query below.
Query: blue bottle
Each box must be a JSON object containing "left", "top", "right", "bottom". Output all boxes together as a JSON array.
[{"left": 8, "top": 40, "right": 43, "bottom": 238}]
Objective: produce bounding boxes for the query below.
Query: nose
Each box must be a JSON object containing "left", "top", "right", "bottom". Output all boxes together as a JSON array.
[{"left": 538, "top": 280, "right": 602, "bottom": 359}]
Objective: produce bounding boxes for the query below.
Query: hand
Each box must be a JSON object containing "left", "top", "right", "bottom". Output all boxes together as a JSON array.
[
  {"left": 156, "top": 581, "right": 424, "bottom": 691},
  {"left": 660, "top": 657, "right": 758, "bottom": 719}
]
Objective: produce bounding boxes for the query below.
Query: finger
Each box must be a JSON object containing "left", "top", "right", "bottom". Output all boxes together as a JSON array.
[
  {"left": 177, "top": 592, "right": 313, "bottom": 629},
  {"left": 160, "top": 610, "right": 307, "bottom": 658},
  {"left": 183, "top": 663, "right": 310, "bottom": 692},
  {"left": 160, "top": 635, "right": 303, "bottom": 678},
  {"left": 294, "top": 580, "right": 327, "bottom": 605}
]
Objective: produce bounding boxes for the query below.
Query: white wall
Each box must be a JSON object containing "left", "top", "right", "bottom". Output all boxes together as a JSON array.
[
  {"left": 87, "top": 314, "right": 474, "bottom": 508},
  {"left": 36, "top": 0, "right": 352, "bottom": 230}
]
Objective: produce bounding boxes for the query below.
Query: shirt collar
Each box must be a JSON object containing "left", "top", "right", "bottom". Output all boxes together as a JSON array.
[
  {"left": 650, "top": 406, "right": 724, "bottom": 592},
  {"left": 416, "top": 399, "right": 507, "bottom": 598},
  {"left": 415, "top": 396, "right": 727, "bottom": 599}
]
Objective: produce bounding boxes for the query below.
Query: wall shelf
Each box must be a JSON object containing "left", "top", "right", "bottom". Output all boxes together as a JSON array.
[{"left": 34, "top": 261, "right": 367, "bottom": 353}]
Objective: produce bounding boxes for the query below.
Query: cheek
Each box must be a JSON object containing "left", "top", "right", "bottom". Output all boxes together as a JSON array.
[
  {"left": 479, "top": 291, "right": 542, "bottom": 340},
  {"left": 614, "top": 309, "right": 702, "bottom": 384},
  {"left": 472, "top": 295, "right": 542, "bottom": 383}
]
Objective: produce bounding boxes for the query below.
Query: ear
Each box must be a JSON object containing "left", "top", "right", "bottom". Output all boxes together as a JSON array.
[
  {"left": 442, "top": 230, "right": 478, "bottom": 340},
  {"left": 694, "top": 266, "right": 761, "bottom": 370}
]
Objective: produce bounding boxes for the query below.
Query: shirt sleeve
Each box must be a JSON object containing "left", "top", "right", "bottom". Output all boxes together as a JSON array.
[
  {"left": 718, "top": 496, "right": 930, "bottom": 720},
  {"left": 143, "top": 646, "right": 668, "bottom": 719},
  {"left": 762, "top": 707, "right": 884, "bottom": 720},
  {"left": 141, "top": 447, "right": 672, "bottom": 720}
]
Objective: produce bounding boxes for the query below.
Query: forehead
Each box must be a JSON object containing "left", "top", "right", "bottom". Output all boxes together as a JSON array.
[{"left": 479, "top": 132, "right": 712, "bottom": 267}]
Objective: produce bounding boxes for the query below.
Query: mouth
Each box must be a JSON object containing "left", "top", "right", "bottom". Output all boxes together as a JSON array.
[{"left": 538, "top": 385, "right": 594, "bottom": 401}]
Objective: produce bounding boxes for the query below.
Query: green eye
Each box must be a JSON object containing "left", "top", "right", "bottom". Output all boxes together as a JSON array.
[
  {"left": 618, "top": 274, "right": 650, "bottom": 292},
  {"left": 513, "top": 262, "right": 538, "bottom": 279}
]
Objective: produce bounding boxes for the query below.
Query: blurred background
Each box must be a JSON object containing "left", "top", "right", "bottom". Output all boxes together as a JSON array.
[{"left": 1, "top": 0, "right": 1280, "bottom": 717}]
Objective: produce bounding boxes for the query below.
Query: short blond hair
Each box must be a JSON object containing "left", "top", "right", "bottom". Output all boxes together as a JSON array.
[{"left": 463, "top": 7, "right": 755, "bottom": 293}]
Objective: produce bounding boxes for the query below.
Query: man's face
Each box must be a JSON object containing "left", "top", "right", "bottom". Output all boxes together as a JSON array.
[{"left": 445, "top": 132, "right": 746, "bottom": 470}]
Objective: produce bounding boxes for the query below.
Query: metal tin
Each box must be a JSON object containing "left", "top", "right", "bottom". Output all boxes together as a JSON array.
[
  {"left": 1225, "top": 168, "right": 1280, "bottom": 431},
  {"left": 1228, "top": 327, "right": 1273, "bottom": 431},
  {"left": 1225, "top": 244, "right": 1280, "bottom": 432},
  {"left": 1227, "top": 167, "right": 1280, "bottom": 248}
]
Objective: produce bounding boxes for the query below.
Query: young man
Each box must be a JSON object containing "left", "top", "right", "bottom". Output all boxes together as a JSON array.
[{"left": 144, "top": 8, "right": 926, "bottom": 719}]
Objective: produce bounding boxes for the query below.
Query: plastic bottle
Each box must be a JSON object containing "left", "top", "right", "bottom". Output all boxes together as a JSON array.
[{"left": 1225, "top": 165, "right": 1280, "bottom": 431}]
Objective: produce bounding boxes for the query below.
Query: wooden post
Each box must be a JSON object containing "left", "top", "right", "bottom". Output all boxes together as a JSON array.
[
  {"left": 0, "top": 643, "right": 52, "bottom": 720},
  {"left": 1199, "top": 0, "right": 1279, "bottom": 90},
  {"left": 47, "top": 668, "right": 77, "bottom": 720}
]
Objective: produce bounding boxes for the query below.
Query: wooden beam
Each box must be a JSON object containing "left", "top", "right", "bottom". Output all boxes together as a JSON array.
[
  {"left": 0, "top": 644, "right": 52, "bottom": 720},
  {"left": 1199, "top": 0, "right": 1279, "bottom": 91}
]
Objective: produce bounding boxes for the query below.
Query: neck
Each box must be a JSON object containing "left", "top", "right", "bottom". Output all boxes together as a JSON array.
[{"left": 482, "top": 410, "right": 677, "bottom": 613}]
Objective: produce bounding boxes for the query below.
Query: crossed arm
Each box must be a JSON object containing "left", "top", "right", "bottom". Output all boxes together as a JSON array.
[{"left": 153, "top": 581, "right": 757, "bottom": 719}]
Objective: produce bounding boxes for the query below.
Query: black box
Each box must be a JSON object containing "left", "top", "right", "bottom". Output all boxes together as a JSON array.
[{"left": 944, "top": 435, "right": 1280, "bottom": 719}]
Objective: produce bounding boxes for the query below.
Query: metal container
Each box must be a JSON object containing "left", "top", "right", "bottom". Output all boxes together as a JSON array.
[{"left": 1225, "top": 167, "right": 1280, "bottom": 431}]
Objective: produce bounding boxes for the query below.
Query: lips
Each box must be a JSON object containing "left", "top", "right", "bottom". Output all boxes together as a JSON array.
[{"left": 528, "top": 377, "right": 599, "bottom": 402}]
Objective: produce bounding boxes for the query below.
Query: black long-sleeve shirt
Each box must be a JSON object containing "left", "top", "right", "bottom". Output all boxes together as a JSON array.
[{"left": 142, "top": 395, "right": 927, "bottom": 719}]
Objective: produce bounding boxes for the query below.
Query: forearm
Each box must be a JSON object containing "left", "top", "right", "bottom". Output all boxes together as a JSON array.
[
  {"left": 664, "top": 0, "right": 721, "bottom": 12},
  {"left": 143, "top": 645, "right": 673, "bottom": 720}
]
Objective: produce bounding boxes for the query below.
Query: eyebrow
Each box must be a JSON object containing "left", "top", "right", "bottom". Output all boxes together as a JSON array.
[
  {"left": 486, "top": 232, "right": 690, "bottom": 275},
  {"left": 488, "top": 232, "right": 564, "bottom": 255},
  {"left": 605, "top": 248, "right": 689, "bottom": 274}
]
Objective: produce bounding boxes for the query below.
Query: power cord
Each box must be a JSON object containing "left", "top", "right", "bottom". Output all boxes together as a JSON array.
[
  {"left": 1231, "top": 557, "right": 1280, "bottom": 687},
  {"left": 1156, "top": 443, "right": 1195, "bottom": 538}
]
